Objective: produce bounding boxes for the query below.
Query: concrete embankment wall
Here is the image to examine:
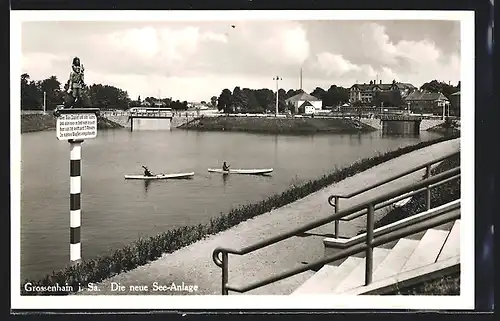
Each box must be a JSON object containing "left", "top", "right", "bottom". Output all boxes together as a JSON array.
[
  {"left": 178, "top": 116, "right": 377, "bottom": 134},
  {"left": 360, "top": 118, "right": 445, "bottom": 132},
  {"left": 359, "top": 118, "right": 382, "bottom": 130},
  {"left": 21, "top": 114, "right": 57, "bottom": 133},
  {"left": 21, "top": 113, "right": 124, "bottom": 133},
  {"left": 420, "top": 119, "right": 445, "bottom": 131},
  {"left": 102, "top": 115, "right": 131, "bottom": 128},
  {"left": 171, "top": 116, "right": 197, "bottom": 128}
]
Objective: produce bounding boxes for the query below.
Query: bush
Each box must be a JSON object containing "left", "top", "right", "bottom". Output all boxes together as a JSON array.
[{"left": 21, "top": 133, "right": 460, "bottom": 295}]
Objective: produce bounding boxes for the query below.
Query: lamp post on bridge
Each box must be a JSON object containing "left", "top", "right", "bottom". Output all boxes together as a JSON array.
[{"left": 273, "top": 76, "right": 282, "bottom": 116}]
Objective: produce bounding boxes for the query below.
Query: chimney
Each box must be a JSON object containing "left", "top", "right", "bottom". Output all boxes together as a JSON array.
[
  {"left": 380, "top": 80, "right": 382, "bottom": 84},
  {"left": 300, "top": 68, "right": 303, "bottom": 91}
]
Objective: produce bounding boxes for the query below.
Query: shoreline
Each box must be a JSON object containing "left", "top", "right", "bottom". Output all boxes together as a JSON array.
[
  {"left": 21, "top": 113, "right": 124, "bottom": 134},
  {"left": 20, "top": 133, "right": 460, "bottom": 295},
  {"left": 178, "top": 116, "right": 378, "bottom": 134}
]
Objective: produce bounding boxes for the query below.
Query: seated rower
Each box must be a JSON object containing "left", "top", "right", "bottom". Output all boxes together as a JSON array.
[
  {"left": 142, "top": 165, "right": 154, "bottom": 177},
  {"left": 222, "top": 161, "right": 230, "bottom": 172}
]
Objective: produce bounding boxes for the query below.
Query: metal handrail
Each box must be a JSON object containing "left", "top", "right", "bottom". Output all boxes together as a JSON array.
[
  {"left": 226, "top": 203, "right": 459, "bottom": 293},
  {"left": 212, "top": 167, "right": 460, "bottom": 294},
  {"left": 339, "top": 173, "right": 459, "bottom": 222},
  {"left": 327, "top": 151, "right": 459, "bottom": 237}
]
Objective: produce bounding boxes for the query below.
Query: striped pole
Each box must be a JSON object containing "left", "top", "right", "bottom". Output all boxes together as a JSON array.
[{"left": 69, "top": 139, "right": 83, "bottom": 262}]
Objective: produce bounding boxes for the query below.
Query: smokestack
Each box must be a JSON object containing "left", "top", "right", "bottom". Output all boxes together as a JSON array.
[
  {"left": 300, "top": 68, "right": 303, "bottom": 91},
  {"left": 380, "top": 79, "right": 382, "bottom": 84}
]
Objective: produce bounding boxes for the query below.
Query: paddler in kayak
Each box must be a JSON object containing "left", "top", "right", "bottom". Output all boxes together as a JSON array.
[
  {"left": 222, "top": 162, "right": 230, "bottom": 172},
  {"left": 142, "top": 165, "right": 154, "bottom": 177}
]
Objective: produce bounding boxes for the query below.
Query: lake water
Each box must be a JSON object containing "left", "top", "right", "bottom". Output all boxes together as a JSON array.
[{"left": 20, "top": 123, "right": 442, "bottom": 280}]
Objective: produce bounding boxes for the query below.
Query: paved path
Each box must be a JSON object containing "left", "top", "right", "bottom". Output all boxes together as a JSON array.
[{"left": 78, "top": 138, "right": 460, "bottom": 296}]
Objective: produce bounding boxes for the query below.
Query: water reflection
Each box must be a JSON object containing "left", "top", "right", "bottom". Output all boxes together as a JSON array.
[
  {"left": 143, "top": 180, "right": 151, "bottom": 194},
  {"left": 222, "top": 173, "right": 229, "bottom": 185}
]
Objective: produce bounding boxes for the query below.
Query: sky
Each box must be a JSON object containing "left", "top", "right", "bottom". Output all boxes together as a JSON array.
[{"left": 21, "top": 18, "right": 461, "bottom": 102}]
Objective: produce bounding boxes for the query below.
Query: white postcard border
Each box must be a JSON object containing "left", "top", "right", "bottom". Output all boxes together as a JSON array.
[{"left": 11, "top": 9, "right": 475, "bottom": 310}]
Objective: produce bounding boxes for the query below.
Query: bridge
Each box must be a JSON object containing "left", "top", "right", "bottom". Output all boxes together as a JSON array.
[
  {"left": 128, "top": 109, "right": 173, "bottom": 131},
  {"left": 380, "top": 114, "right": 422, "bottom": 135}
]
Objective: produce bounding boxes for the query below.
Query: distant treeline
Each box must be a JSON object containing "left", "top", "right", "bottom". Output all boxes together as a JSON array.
[
  {"left": 21, "top": 73, "right": 460, "bottom": 113},
  {"left": 214, "top": 86, "right": 350, "bottom": 114}
]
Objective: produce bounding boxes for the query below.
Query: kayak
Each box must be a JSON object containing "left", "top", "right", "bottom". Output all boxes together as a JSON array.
[
  {"left": 124, "top": 172, "right": 195, "bottom": 180},
  {"left": 207, "top": 168, "right": 273, "bottom": 175}
]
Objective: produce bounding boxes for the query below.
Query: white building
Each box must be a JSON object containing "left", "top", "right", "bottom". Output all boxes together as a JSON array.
[{"left": 285, "top": 91, "right": 322, "bottom": 114}]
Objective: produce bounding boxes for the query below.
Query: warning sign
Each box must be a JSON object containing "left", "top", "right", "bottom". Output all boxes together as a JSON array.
[{"left": 56, "top": 113, "right": 98, "bottom": 140}]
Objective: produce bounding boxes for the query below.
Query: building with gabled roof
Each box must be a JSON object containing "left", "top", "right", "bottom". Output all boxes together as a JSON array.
[
  {"left": 285, "top": 90, "right": 322, "bottom": 114},
  {"left": 349, "top": 79, "right": 417, "bottom": 105},
  {"left": 404, "top": 90, "right": 449, "bottom": 115}
]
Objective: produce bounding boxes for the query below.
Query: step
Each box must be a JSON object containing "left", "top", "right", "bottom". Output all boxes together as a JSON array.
[
  {"left": 333, "top": 247, "right": 391, "bottom": 293},
  {"left": 341, "top": 255, "right": 460, "bottom": 295},
  {"left": 292, "top": 256, "right": 362, "bottom": 294},
  {"left": 400, "top": 229, "right": 449, "bottom": 273},
  {"left": 437, "top": 220, "right": 461, "bottom": 262},
  {"left": 372, "top": 238, "right": 419, "bottom": 281}
]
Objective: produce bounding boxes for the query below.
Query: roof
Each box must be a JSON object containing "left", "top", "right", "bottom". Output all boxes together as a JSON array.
[
  {"left": 405, "top": 91, "right": 449, "bottom": 101},
  {"left": 350, "top": 82, "right": 416, "bottom": 91},
  {"left": 285, "top": 91, "right": 321, "bottom": 102},
  {"left": 299, "top": 101, "right": 314, "bottom": 108},
  {"left": 393, "top": 82, "right": 417, "bottom": 90}
]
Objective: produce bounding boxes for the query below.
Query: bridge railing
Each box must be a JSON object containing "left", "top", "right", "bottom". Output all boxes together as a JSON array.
[
  {"left": 328, "top": 151, "right": 459, "bottom": 237},
  {"left": 129, "top": 111, "right": 173, "bottom": 118},
  {"left": 212, "top": 156, "right": 460, "bottom": 295}
]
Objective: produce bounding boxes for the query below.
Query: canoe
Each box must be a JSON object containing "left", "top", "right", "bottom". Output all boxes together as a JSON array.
[
  {"left": 207, "top": 168, "right": 273, "bottom": 175},
  {"left": 124, "top": 172, "right": 195, "bottom": 180}
]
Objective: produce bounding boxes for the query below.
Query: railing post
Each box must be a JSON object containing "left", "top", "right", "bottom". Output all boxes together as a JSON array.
[
  {"left": 365, "top": 203, "right": 374, "bottom": 286},
  {"left": 425, "top": 164, "right": 431, "bottom": 210},
  {"left": 222, "top": 251, "right": 229, "bottom": 295},
  {"left": 334, "top": 196, "right": 340, "bottom": 238}
]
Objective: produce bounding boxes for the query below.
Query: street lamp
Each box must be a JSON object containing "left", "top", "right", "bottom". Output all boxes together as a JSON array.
[{"left": 273, "top": 76, "right": 282, "bottom": 116}]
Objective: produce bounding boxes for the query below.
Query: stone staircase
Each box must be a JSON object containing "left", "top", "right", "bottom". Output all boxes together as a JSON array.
[{"left": 292, "top": 216, "right": 460, "bottom": 295}]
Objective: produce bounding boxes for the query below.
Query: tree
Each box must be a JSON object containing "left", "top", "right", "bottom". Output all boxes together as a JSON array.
[
  {"left": 40, "top": 76, "right": 63, "bottom": 110},
  {"left": 20, "top": 73, "right": 44, "bottom": 110},
  {"left": 311, "top": 87, "right": 327, "bottom": 107},
  {"left": 420, "top": 80, "right": 459, "bottom": 100},
  {"left": 210, "top": 96, "right": 217, "bottom": 107},
  {"left": 217, "top": 89, "right": 232, "bottom": 113},
  {"left": 231, "top": 86, "right": 244, "bottom": 112},
  {"left": 241, "top": 88, "right": 260, "bottom": 112},
  {"left": 373, "top": 90, "right": 403, "bottom": 107},
  {"left": 253, "top": 88, "right": 274, "bottom": 111},
  {"left": 277, "top": 88, "right": 287, "bottom": 112},
  {"left": 87, "top": 84, "right": 131, "bottom": 109},
  {"left": 324, "top": 85, "right": 349, "bottom": 107}
]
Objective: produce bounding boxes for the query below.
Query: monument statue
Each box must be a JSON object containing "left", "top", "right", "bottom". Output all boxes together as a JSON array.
[
  {"left": 54, "top": 57, "right": 86, "bottom": 116},
  {"left": 67, "top": 56, "right": 85, "bottom": 108}
]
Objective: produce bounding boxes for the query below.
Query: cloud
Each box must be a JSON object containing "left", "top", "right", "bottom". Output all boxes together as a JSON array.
[
  {"left": 20, "top": 20, "right": 461, "bottom": 101},
  {"left": 254, "top": 24, "right": 310, "bottom": 66},
  {"left": 312, "top": 22, "right": 459, "bottom": 86},
  {"left": 314, "top": 52, "right": 361, "bottom": 76}
]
